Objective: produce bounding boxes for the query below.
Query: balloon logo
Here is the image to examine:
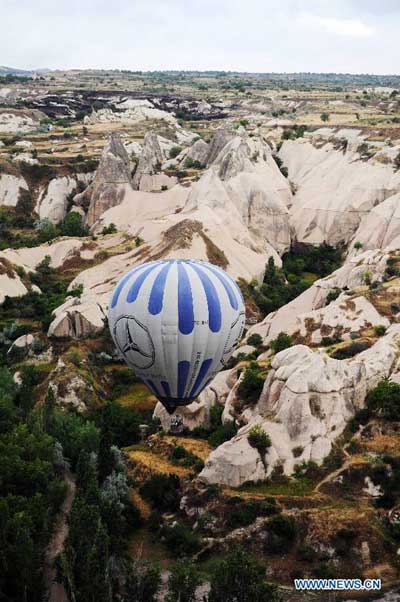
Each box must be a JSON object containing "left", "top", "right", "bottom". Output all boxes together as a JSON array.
[{"left": 108, "top": 259, "right": 245, "bottom": 413}]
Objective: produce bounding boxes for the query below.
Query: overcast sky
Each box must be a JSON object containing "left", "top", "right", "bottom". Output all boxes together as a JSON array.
[{"left": 1, "top": 0, "right": 399, "bottom": 73}]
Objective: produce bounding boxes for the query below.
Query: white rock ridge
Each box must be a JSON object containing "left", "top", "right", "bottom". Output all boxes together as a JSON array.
[
  {"left": 0, "top": 174, "right": 29, "bottom": 207},
  {"left": 281, "top": 137, "right": 400, "bottom": 246},
  {"left": 200, "top": 326, "right": 400, "bottom": 487}
]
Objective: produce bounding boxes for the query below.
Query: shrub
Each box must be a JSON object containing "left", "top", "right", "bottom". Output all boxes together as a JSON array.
[
  {"left": 248, "top": 425, "right": 271, "bottom": 455},
  {"left": 208, "top": 421, "right": 237, "bottom": 448},
  {"left": 125, "top": 560, "right": 161, "bottom": 602},
  {"left": 139, "top": 474, "right": 180, "bottom": 511},
  {"left": 270, "top": 332, "right": 293, "bottom": 354},
  {"left": 183, "top": 156, "right": 202, "bottom": 169},
  {"left": 320, "top": 112, "right": 330, "bottom": 122},
  {"left": 264, "top": 514, "right": 297, "bottom": 553},
  {"left": 101, "top": 223, "right": 117, "bottom": 235},
  {"left": 331, "top": 340, "right": 370, "bottom": 359},
  {"left": 208, "top": 548, "right": 278, "bottom": 602},
  {"left": 366, "top": 379, "right": 400, "bottom": 420},
  {"left": 163, "top": 522, "right": 200, "bottom": 555},
  {"left": 70, "top": 283, "right": 84, "bottom": 298},
  {"left": 34, "top": 218, "right": 59, "bottom": 243},
  {"left": 166, "top": 560, "right": 200, "bottom": 602},
  {"left": 326, "top": 287, "right": 341, "bottom": 305},
  {"left": 237, "top": 362, "right": 264, "bottom": 405},
  {"left": 374, "top": 324, "right": 387, "bottom": 337},
  {"left": 246, "top": 333, "right": 263, "bottom": 348},
  {"left": 169, "top": 146, "right": 183, "bottom": 159},
  {"left": 321, "top": 336, "right": 341, "bottom": 346},
  {"left": 60, "top": 212, "right": 89, "bottom": 237},
  {"left": 226, "top": 502, "right": 258, "bottom": 529},
  {"left": 354, "top": 241, "right": 363, "bottom": 250}
]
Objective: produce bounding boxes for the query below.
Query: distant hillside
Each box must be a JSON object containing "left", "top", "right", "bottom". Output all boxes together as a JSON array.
[{"left": 0, "top": 65, "right": 49, "bottom": 76}]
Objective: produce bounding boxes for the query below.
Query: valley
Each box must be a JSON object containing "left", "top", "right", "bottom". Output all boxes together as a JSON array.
[{"left": 1, "top": 69, "right": 400, "bottom": 601}]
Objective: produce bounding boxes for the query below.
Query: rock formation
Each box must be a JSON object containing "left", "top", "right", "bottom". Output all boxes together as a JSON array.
[
  {"left": 349, "top": 192, "right": 400, "bottom": 254},
  {"left": 36, "top": 175, "right": 92, "bottom": 223},
  {"left": 248, "top": 248, "right": 390, "bottom": 343},
  {"left": 200, "top": 326, "right": 400, "bottom": 486},
  {"left": 0, "top": 173, "right": 29, "bottom": 207},
  {"left": 132, "top": 132, "right": 177, "bottom": 191},
  {"left": 76, "top": 134, "right": 133, "bottom": 226},
  {"left": 280, "top": 136, "right": 400, "bottom": 246}
]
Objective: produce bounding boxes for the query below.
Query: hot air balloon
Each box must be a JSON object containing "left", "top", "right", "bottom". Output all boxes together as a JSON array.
[{"left": 108, "top": 259, "right": 246, "bottom": 414}]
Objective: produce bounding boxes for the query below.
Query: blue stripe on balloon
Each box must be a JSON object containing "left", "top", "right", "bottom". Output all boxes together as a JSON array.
[
  {"left": 189, "top": 358, "right": 213, "bottom": 398},
  {"left": 145, "top": 379, "right": 160, "bottom": 397},
  {"left": 111, "top": 263, "right": 153, "bottom": 309},
  {"left": 126, "top": 263, "right": 160, "bottom": 303},
  {"left": 178, "top": 361, "right": 190, "bottom": 398},
  {"left": 188, "top": 264, "right": 221, "bottom": 332},
  {"left": 199, "top": 263, "right": 238, "bottom": 310},
  {"left": 148, "top": 262, "right": 172, "bottom": 315},
  {"left": 178, "top": 263, "right": 194, "bottom": 334},
  {"left": 161, "top": 381, "right": 171, "bottom": 398}
]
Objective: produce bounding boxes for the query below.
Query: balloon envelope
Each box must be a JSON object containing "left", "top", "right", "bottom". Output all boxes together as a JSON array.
[{"left": 108, "top": 259, "right": 245, "bottom": 413}]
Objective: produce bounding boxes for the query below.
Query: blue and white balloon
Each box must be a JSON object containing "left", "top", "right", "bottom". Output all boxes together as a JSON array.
[{"left": 108, "top": 259, "right": 245, "bottom": 413}]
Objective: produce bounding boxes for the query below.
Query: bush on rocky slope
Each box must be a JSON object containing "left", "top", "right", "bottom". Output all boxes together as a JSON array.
[
  {"left": 366, "top": 379, "right": 400, "bottom": 421},
  {"left": 248, "top": 245, "right": 342, "bottom": 318},
  {"left": 238, "top": 362, "right": 265, "bottom": 405}
]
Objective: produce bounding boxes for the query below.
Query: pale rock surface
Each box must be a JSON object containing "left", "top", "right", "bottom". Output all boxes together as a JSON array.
[
  {"left": 0, "top": 111, "right": 42, "bottom": 133},
  {"left": 0, "top": 238, "right": 91, "bottom": 271},
  {"left": 0, "top": 272, "right": 29, "bottom": 304},
  {"left": 232, "top": 344, "right": 256, "bottom": 358},
  {"left": 297, "top": 296, "right": 389, "bottom": 344},
  {"left": 76, "top": 134, "right": 133, "bottom": 226},
  {"left": 349, "top": 192, "right": 400, "bottom": 254},
  {"left": 12, "top": 152, "right": 38, "bottom": 165},
  {"left": 248, "top": 248, "right": 390, "bottom": 343},
  {"left": 363, "top": 476, "right": 383, "bottom": 497},
  {"left": 47, "top": 130, "right": 296, "bottom": 338},
  {"left": 124, "top": 140, "right": 142, "bottom": 158},
  {"left": 8, "top": 333, "right": 34, "bottom": 353},
  {"left": 0, "top": 174, "right": 29, "bottom": 207},
  {"left": 185, "top": 138, "right": 209, "bottom": 165},
  {"left": 133, "top": 132, "right": 177, "bottom": 191},
  {"left": 48, "top": 370, "right": 91, "bottom": 413},
  {"left": 280, "top": 138, "right": 400, "bottom": 245},
  {"left": 200, "top": 326, "right": 400, "bottom": 486},
  {"left": 85, "top": 105, "right": 177, "bottom": 126},
  {"left": 15, "top": 140, "right": 34, "bottom": 150},
  {"left": 48, "top": 296, "right": 106, "bottom": 338},
  {"left": 36, "top": 175, "right": 92, "bottom": 223}
]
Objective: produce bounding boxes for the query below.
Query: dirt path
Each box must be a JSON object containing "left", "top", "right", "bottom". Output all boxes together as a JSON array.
[
  {"left": 43, "top": 467, "right": 76, "bottom": 602},
  {"left": 314, "top": 424, "right": 368, "bottom": 493}
]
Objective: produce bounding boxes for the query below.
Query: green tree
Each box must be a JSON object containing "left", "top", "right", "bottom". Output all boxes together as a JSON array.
[
  {"left": 320, "top": 112, "right": 330, "bottom": 122},
  {"left": 366, "top": 379, "right": 400, "bottom": 420},
  {"left": 166, "top": 560, "right": 200, "bottom": 602},
  {"left": 208, "top": 548, "right": 278, "bottom": 602},
  {"left": 34, "top": 218, "right": 59, "bottom": 243},
  {"left": 248, "top": 425, "right": 271, "bottom": 454},
  {"left": 270, "top": 332, "right": 293, "bottom": 354},
  {"left": 247, "top": 333, "right": 263, "bottom": 347},
  {"left": 124, "top": 559, "right": 161, "bottom": 602},
  {"left": 60, "top": 211, "right": 89, "bottom": 237},
  {"left": 238, "top": 362, "right": 265, "bottom": 405}
]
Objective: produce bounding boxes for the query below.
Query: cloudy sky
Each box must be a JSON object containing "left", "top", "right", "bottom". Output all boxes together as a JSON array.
[{"left": 1, "top": 0, "right": 399, "bottom": 73}]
